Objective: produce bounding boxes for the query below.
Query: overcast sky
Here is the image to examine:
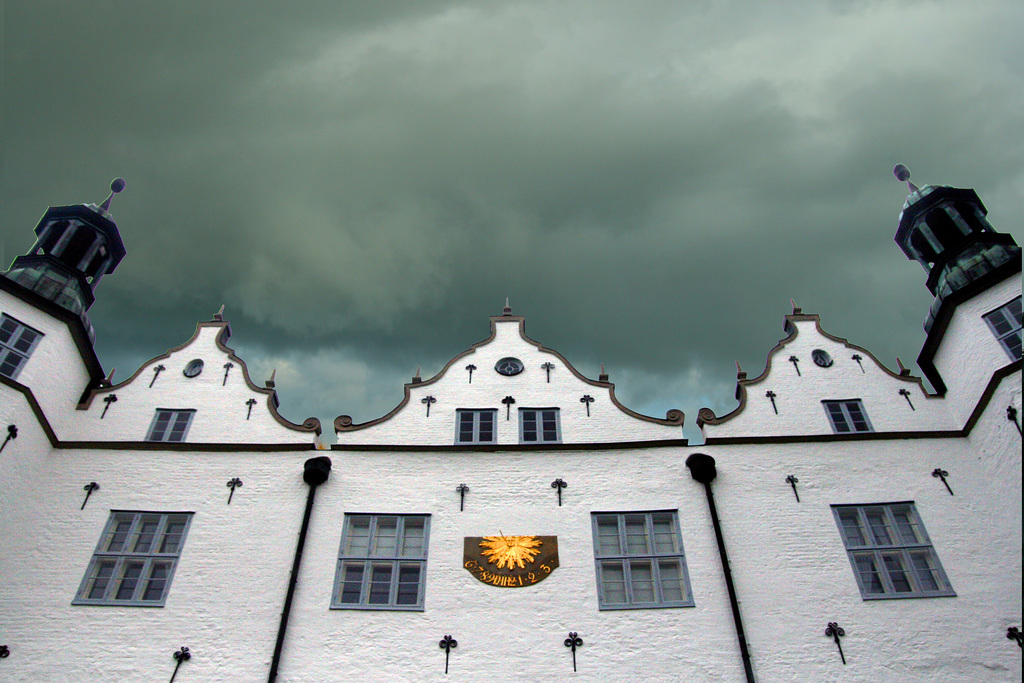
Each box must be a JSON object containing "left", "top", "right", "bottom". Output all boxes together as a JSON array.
[{"left": 3, "top": 0, "right": 1022, "bottom": 441}]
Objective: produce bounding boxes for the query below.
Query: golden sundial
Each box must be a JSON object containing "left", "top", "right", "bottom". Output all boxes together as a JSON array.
[{"left": 464, "top": 534, "right": 559, "bottom": 588}]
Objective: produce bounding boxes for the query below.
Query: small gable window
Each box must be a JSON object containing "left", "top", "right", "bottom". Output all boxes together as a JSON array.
[
  {"left": 455, "top": 409, "right": 497, "bottom": 444},
  {"left": 982, "top": 296, "right": 1022, "bottom": 360},
  {"left": 519, "top": 408, "right": 561, "bottom": 443},
  {"left": 146, "top": 409, "right": 195, "bottom": 442},
  {"left": 0, "top": 314, "right": 43, "bottom": 380},
  {"left": 823, "top": 400, "right": 872, "bottom": 433}
]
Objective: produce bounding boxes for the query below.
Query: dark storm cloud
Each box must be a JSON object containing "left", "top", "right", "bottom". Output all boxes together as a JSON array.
[{"left": 3, "top": 1, "right": 1022, "bottom": 438}]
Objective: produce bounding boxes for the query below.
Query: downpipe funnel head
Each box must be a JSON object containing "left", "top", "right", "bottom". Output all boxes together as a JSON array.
[
  {"left": 303, "top": 456, "right": 332, "bottom": 486},
  {"left": 686, "top": 453, "right": 717, "bottom": 484}
]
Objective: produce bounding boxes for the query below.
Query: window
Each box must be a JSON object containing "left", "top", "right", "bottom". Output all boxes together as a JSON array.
[
  {"left": 0, "top": 314, "right": 43, "bottom": 380},
  {"left": 332, "top": 515, "right": 429, "bottom": 610},
  {"left": 591, "top": 511, "right": 694, "bottom": 609},
  {"left": 823, "top": 400, "right": 872, "bottom": 433},
  {"left": 455, "top": 409, "right": 496, "bottom": 444},
  {"left": 74, "top": 511, "right": 192, "bottom": 606},
  {"left": 983, "top": 296, "right": 1022, "bottom": 360},
  {"left": 832, "top": 503, "right": 954, "bottom": 599},
  {"left": 146, "top": 409, "right": 195, "bottom": 442},
  {"left": 519, "top": 408, "right": 561, "bottom": 443}
]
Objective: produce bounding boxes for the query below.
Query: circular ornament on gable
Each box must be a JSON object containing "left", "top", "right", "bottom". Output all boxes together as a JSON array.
[
  {"left": 183, "top": 359, "right": 205, "bottom": 377},
  {"left": 811, "top": 349, "right": 833, "bottom": 368},
  {"left": 494, "top": 357, "right": 525, "bottom": 376}
]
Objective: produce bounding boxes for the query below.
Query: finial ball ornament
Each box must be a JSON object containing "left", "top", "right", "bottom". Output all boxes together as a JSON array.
[
  {"left": 110, "top": 177, "right": 126, "bottom": 193},
  {"left": 893, "top": 164, "right": 911, "bottom": 182}
]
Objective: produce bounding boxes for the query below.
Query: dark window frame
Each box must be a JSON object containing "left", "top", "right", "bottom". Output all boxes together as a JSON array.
[
  {"left": 455, "top": 409, "right": 497, "bottom": 444},
  {"left": 518, "top": 407, "right": 561, "bottom": 443},
  {"left": 982, "top": 296, "right": 1022, "bottom": 360},
  {"left": 822, "top": 399, "right": 873, "bottom": 433},
  {"left": 331, "top": 514, "right": 430, "bottom": 611},
  {"left": 0, "top": 314, "right": 43, "bottom": 381}
]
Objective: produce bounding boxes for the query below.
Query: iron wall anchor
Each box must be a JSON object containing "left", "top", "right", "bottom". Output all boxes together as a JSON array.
[
  {"left": 580, "top": 395, "right": 594, "bottom": 416},
  {"left": 81, "top": 482, "right": 100, "bottom": 509},
  {"left": 502, "top": 396, "right": 516, "bottom": 420},
  {"left": 899, "top": 388, "right": 915, "bottom": 410},
  {"left": 227, "top": 478, "right": 243, "bottom": 504},
  {"left": 222, "top": 362, "right": 234, "bottom": 385},
  {"left": 785, "top": 474, "right": 799, "bottom": 502},
  {"left": 551, "top": 478, "right": 567, "bottom": 507},
  {"left": 825, "top": 622, "right": 846, "bottom": 664},
  {"left": 564, "top": 632, "right": 583, "bottom": 672},
  {"left": 170, "top": 646, "right": 190, "bottom": 682},
  {"left": 150, "top": 364, "right": 166, "bottom": 387},
  {"left": 456, "top": 484, "right": 469, "bottom": 511},
  {"left": 766, "top": 391, "right": 778, "bottom": 414},
  {"left": 0, "top": 425, "right": 17, "bottom": 453},
  {"left": 542, "top": 362, "right": 555, "bottom": 382},
  {"left": 246, "top": 398, "right": 257, "bottom": 420},
  {"left": 1007, "top": 626, "right": 1022, "bottom": 648},
  {"left": 931, "top": 468, "right": 954, "bottom": 496},
  {"left": 439, "top": 635, "right": 457, "bottom": 674},
  {"left": 465, "top": 364, "right": 476, "bottom": 383},
  {"left": 1008, "top": 406, "right": 1021, "bottom": 435},
  {"left": 100, "top": 394, "right": 118, "bottom": 419},
  {"left": 422, "top": 396, "right": 436, "bottom": 416}
]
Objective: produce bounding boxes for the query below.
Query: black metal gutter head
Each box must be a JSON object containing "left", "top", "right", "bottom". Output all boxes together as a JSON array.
[
  {"left": 303, "top": 456, "right": 331, "bottom": 486},
  {"left": 686, "top": 453, "right": 717, "bottom": 484}
]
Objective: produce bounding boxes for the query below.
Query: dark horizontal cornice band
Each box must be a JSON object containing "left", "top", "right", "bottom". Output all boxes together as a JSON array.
[{"left": 332, "top": 438, "right": 689, "bottom": 452}]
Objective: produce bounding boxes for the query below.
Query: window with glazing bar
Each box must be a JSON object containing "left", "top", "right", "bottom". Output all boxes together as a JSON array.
[
  {"left": 0, "top": 314, "right": 43, "bottom": 380},
  {"left": 146, "top": 409, "right": 195, "bottom": 442},
  {"left": 332, "top": 514, "right": 430, "bottom": 610},
  {"left": 455, "top": 409, "right": 496, "bottom": 444},
  {"left": 983, "top": 296, "right": 1022, "bottom": 360},
  {"left": 592, "top": 511, "right": 694, "bottom": 609},
  {"left": 832, "top": 502, "right": 955, "bottom": 599},
  {"left": 519, "top": 408, "right": 560, "bottom": 443},
  {"left": 74, "top": 511, "right": 192, "bottom": 606},
  {"left": 823, "top": 399, "right": 873, "bottom": 433}
]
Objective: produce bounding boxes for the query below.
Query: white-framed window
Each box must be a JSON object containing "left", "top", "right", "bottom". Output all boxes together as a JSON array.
[
  {"left": 823, "top": 399, "right": 873, "bottom": 433},
  {"left": 982, "top": 296, "right": 1022, "bottom": 360},
  {"left": 519, "top": 408, "right": 561, "bottom": 443},
  {"left": 832, "top": 503, "right": 955, "bottom": 600},
  {"left": 332, "top": 514, "right": 429, "bottom": 610},
  {"left": 146, "top": 409, "right": 195, "bottom": 442},
  {"left": 591, "top": 511, "right": 694, "bottom": 610},
  {"left": 0, "top": 314, "right": 43, "bottom": 380},
  {"left": 73, "top": 511, "right": 192, "bottom": 607},
  {"left": 455, "top": 409, "right": 496, "bottom": 444}
]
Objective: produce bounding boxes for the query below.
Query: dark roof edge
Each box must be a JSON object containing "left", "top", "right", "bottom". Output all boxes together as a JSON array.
[
  {"left": 336, "top": 314, "right": 684, "bottom": 433},
  {"left": 332, "top": 438, "right": 689, "bottom": 452},
  {"left": 916, "top": 256, "right": 1022, "bottom": 396}
]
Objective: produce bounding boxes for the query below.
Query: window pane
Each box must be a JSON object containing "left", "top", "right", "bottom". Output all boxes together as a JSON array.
[
  {"left": 133, "top": 517, "right": 160, "bottom": 553},
  {"left": 87, "top": 560, "right": 116, "bottom": 599},
  {"left": 882, "top": 553, "right": 913, "bottom": 592},
  {"left": 401, "top": 518, "right": 425, "bottom": 557},
  {"left": 458, "top": 412, "right": 474, "bottom": 442},
  {"left": 396, "top": 564, "right": 421, "bottom": 605},
  {"left": 846, "top": 402, "right": 869, "bottom": 431},
  {"left": 624, "top": 516, "right": 649, "bottom": 555},
  {"left": 346, "top": 517, "right": 371, "bottom": 555},
  {"left": 478, "top": 412, "right": 494, "bottom": 442},
  {"left": 340, "top": 563, "right": 364, "bottom": 604},
  {"left": 658, "top": 560, "right": 685, "bottom": 602},
  {"left": 522, "top": 411, "right": 537, "bottom": 441},
  {"left": 159, "top": 519, "right": 188, "bottom": 554},
  {"left": 838, "top": 511, "right": 866, "bottom": 547},
  {"left": 630, "top": 561, "right": 655, "bottom": 603},
  {"left": 827, "top": 403, "right": 850, "bottom": 432},
  {"left": 115, "top": 561, "right": 145, "bottom": 600},
  {"left": 368, "top": 565, "right": 393, "bottom": 604},
  {"left": 142, "top": 562, "right": 171, "bottom": 601},
  {"left": 596, "top": 518, "right": 621, "bottom": 555},
  {"left": 652, "top": 515, "right": 677, "bottom": 553},
  {"left": 542, "top": 411, "right": 558, "bottom": 441},
  {"left": 600, "top": 561, "right": 626, "bottom": 604},
  {"left": 891, "top": 507, "right": 921, "bottom": 544},
  {"left": 106, "top": 517, "right": 134, "bottom": 552},
  {"left": 865, "top": 508, "right": 893, "bottom": 545},
  {"left": 854, "top": 553, "right": 886, "bottom": 594},
  {"left": 910, "top": 551, "right": 940, "bottom": 591},
  {"left": 372, "top": 518, "right": 398, "bottom": 556}
]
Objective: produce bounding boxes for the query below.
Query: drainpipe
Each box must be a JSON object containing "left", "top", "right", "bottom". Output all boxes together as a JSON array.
[
  {"left": 268, "top": 456, "right": 332, "bottom": 683},
  {"left": 686, "top": 453, "right": 755, "bottom": 683}
]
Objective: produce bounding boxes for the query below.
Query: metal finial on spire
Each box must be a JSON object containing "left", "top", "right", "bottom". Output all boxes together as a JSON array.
[
  {"left": 503, "top": 297, "right": 512, "bottom": 315},
  {"left": 893, "top": 164, "right": 920, "bottom": 193},
  {"left": 213, "top": 304, "right": 225, "bottom": 322},
  {"left": 98, "top": 178, "right": 126, "bottom": 212}
]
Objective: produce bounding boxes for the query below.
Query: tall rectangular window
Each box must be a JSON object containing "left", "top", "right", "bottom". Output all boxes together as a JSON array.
[
  {"left": 0, "top": 314, "right": 43, "bottom": 380},
  {"left": 591, "top": 511, "right": 694, "bottom": 609},
  {"left": 74, "top": 511, "right": 192, "bottom": 606},
  {"left": 519, "top": 408, "right": 561, "bottom": 443},
  {"left": 832, "top": 503, "right": 954, "bottom": 599},
  {"left": 983, "top": 296, "right": 1022, "bottom": 360},
  {"left": 332, "top": 514, "right": 430, "bottom": 610},
  {"left": 455, "top": 409, "right": 496, "bottom": 444},
  {"left": 823, "top": 400, "right": 872, "bottom": 433},
  {"left": 146, "top": 409, "right": 195, "bottom": 442}
]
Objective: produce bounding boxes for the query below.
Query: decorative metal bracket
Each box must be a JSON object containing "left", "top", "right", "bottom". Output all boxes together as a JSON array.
[
  {"left": 227, "top": 478, "right": 243, "bottom": 504},
  {"left": 542, "top": 362, "right": 555, "bottom": 382},
  {"left": 0, "top": 425, "right": 17, "bottom": 453},
  {"left": 851, "top": 354, "right": 864, "bottom": 373},
  {"left": 223, "top": 362, "right": 234, "bottom": 386},
  {"left": 785, "top": 475, "right": 800, "bottom": 502},
  {"left": 465, "top": 364, "right": 476, "bottom": 383},
  {"left": 1008, "top": 626, "right": 1023, "bottom": 648},
  {"left": 100, "top": 394, "right": 118, "bottom": 419},
  {"left": 150, "top": 364, "right": 166, "bottom": 387},
  {"left": 899, "top": 389, "right": 915, "bottom": 411},
  {"left": 170, "top": 646, "right": 191, "bottom": 682},
  {"left": 1008, "top": 406, "right": 1021, "bottom": 435},
  {"left": 580, "top": 395, "right": 594, "bottom": 416},
  {"left": 81, "top": 482, "right": 100, "bottom": 509},
  {"left": 439, "top": 635, "right": 457, "bottom": 674},
  {"left": 931, "top": 468, "right": 953, "bottom": 496},
  {"left": 456, "top": 484, "right": 469, "bottom": 512},
  {"left": 246, "top": 398, "right": 257, "bottom": 420},
  {"left": 422, "top": 396, "right": 437, "bottom": 417},
  {"left": 825, "top": 622, "right": 846, "bottom": 664},
  {"left": 788, "top": 356, "right": 801, "bottom": 376},
  {"left": 766, "top": 391, "right": 778, "bottom": 414},
  {"left": 564, "top": 632, "right": 583, "bottom": 672},
  {"left": 502, "top": 396, "right": 516, "bottom": 420},
  {"left": 551, "top": 478, "right": 567, "bottom": 507}
]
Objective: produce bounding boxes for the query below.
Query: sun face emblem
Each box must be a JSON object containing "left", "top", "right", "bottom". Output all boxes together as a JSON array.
[{"left": 479, "top": 535, "right": 543, "bottom": 570}]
